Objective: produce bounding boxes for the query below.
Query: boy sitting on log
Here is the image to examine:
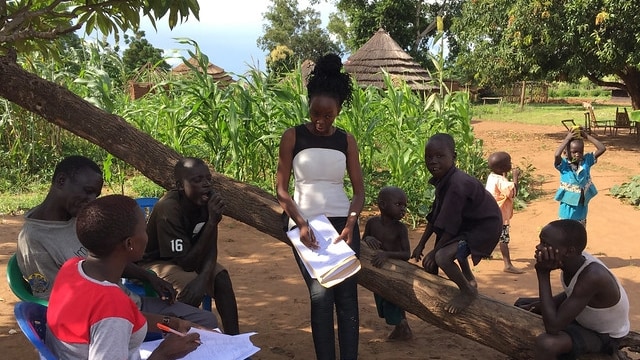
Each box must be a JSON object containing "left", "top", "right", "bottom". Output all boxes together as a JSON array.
[{"left": 516, "top": 219, "right": 629, "bottom": 359}]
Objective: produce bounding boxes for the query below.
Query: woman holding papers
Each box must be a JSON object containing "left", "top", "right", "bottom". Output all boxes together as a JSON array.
[
  {"left": 276, "top": 53, "right": 365, "bottom": 360},
  {"left": 46, "top": 195, "right": 201, "bottom": 359}
]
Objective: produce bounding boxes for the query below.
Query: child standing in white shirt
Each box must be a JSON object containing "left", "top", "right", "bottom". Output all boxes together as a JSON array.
[{"left": 485, "top": 151, "right": 524, "bottom": 274}]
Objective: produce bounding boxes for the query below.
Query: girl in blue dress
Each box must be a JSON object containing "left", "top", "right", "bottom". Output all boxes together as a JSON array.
[{"left": 553, "top": 127, "right": 606, "bottom": 226}]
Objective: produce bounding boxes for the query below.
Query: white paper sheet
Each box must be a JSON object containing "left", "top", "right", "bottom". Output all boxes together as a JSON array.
[
  {"left": 287, "top": 214, "right": 360, "bottom": 286},
  {"left": 139, "top": 329, "right": 260, "bottom": 360}
]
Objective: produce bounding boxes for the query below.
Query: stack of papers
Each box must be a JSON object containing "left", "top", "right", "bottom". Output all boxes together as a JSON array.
[
  {"left": 287, "top": 214, "right": 361, "bottom": 288},
  {"left": 139, "top": 328, "right": 260, "bottom": 360}
]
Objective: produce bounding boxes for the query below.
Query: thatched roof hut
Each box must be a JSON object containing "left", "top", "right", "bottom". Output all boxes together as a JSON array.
[
  {"left": 344, "top": 28, "right": 437, "bottom": 91},
  {"left": 172, "top": 57, "right": 234, "bottom": 85}
]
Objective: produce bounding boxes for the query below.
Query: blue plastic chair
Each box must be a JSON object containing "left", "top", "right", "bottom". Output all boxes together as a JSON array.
[
  {"left": 136, "top": 197, "right": 159, "bottom": 221},
  {"left": 13, "top": 301, "right": 57, "bottom": 360},
  {"left": 122, "top": 197, "right": 161, "bottom": 298},
  {"left": 132, "top": 197, "right": 212, "bottom": 312}
]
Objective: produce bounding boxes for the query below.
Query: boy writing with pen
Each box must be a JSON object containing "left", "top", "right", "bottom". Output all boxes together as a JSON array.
[
  {"left": 157, "top": 323, "right": 203, "bottom": 344},
  {"left": 46, "top": 195, "right": 202, "bottom": 359}
]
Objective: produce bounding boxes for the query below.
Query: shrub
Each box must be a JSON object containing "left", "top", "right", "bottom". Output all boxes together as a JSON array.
[
  {"left": 512, "top": 160, "right": 545, "bottom": 210},
  {"left": 126, "top": 175, "right": 166, "bottom": 198},
  {"left": 590, "top": 89, "right": 603, "bottom": 97},
  {"left": 611, "top": 176, "right": 640, "bottom": 208}
]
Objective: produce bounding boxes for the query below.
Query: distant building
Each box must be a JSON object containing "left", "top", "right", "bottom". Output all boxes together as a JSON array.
[
  {"left": 343, "top": 28, "right": 438, "bottom": 92},
  {"left": 172, "top": 57, "right": 234, "bottom": 85}
]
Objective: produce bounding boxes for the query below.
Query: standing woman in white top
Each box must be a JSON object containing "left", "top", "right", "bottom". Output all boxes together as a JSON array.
[{"left": 276, "top": 53, "right": 365, "bottom": 360}]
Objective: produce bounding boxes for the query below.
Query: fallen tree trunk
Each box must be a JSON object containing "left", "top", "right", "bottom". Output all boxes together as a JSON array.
[
  {"left": 1, "top": 55, "right": 638, "bottom": 359},
  {"left": 358, "top": 246, "right": 542, "bottom": 358},
  {"left": 0, "top": 55, "right": 288, "bottom": 244},
  {"left": 359, "top": 247, "right": 640, "bottom": 359}
]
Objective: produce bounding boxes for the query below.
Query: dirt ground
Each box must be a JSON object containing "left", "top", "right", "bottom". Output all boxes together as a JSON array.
[{"left": 1, "top": 120, "right": 639, "bottom": 359}]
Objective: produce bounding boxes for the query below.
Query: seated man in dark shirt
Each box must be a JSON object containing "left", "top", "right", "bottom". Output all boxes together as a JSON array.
[{"left": 141, "top": 157, "right": 239, "bottom": 335}]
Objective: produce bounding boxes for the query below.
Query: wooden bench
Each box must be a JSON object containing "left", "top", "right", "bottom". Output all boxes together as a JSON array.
[{"left": 480, "top": 96, "right": 503, "bottom": 105}]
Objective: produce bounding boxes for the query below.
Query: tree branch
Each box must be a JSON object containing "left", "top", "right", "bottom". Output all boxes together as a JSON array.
[
  {"left": 71, "top": 0, "right": 130, "bottom": 16},
  {"left": 586, "top": 72, "right": 625, "bottom": 90},
  {"left": 1, "top": 24, "right": 82, "bottom": 43},
  {"left": 414, "top": 0, "right": 448, "bottom": 49},
  {"left": 1, "top": 0, "right": 64, "bottom": 34}
]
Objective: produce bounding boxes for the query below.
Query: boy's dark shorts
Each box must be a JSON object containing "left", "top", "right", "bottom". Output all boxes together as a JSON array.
[
  {"left": 456, "top": 239, "right": 471, "bottom": 261},
  {"left": 559, "top": 322, "right": 619, "bottom": 360},
  {"left": 374, "top": 293, "right": 405, "bottom": 326}
]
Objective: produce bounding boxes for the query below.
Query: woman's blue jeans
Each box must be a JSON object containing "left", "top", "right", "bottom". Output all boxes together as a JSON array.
[{"left": 293, "top": 217, "right": 360, "bottom": 360}]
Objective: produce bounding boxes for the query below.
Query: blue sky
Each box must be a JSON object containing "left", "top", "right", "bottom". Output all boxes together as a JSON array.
[{"left": 136, "top": 1, "right": 336, "bottom": 76}]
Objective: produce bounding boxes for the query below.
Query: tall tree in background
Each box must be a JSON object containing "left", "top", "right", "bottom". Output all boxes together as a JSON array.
[
  {"left": 329, "top": 0, "right": 461, "bottom": 67},
  {"left": 122, "top": 31, "right": 171, "bottom": 76},
  {"left": 258, "top": 0, "right": 341, "bottom": 70},
  {"left": 453, "top": 0, "right": 640, "bottom": 109},
  {"left": 267, "top": 44, "right": 296, "bottom": 77}
]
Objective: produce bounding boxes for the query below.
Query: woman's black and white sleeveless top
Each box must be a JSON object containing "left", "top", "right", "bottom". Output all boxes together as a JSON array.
[{"left": 291, "top": 124, "right": 351, "bottom": 221}]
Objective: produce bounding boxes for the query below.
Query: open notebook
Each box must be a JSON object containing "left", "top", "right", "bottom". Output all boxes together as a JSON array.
[
  {"left": 287, "top": 214, "right": 361, "bottom": 287},
  {"left": 139, "top": 328, "right": 259, "bottom": 360}
]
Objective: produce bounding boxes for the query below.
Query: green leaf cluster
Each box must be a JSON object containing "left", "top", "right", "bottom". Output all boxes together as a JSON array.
[
  {"left": 453, "top": 0, "right": 640, "bottom": 108},
  {"left": 122, "top": 31, "right": 171, "bottom": 76},
  {"left": 331, "top": 0, "right": 460, "bottom": 67},
  {"left": 258, "top": 0, "right": 341, "bottom": 65},
  {"left": 0, "top": 0, "right": 199, "bottom": 58},
  {"left": 611, "top": 176, "right": 640, "bottom": 208}
]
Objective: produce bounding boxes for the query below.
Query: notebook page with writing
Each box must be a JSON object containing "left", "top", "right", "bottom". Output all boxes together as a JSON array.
[{"left": 139, "top": 329, "right": 259, "bottom": 360}]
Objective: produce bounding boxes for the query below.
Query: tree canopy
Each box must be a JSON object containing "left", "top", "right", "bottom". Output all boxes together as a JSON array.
[
  {"left": 0, "top": 0, "right": 199, "bottom": 57},
  {"left": 329, "top": 0, "right": 459, "bottom": 68},
  {"left": 258, "top": 0, "right": 341, "bottom": 68},
  {"left": 453, "top": 0, "right": 640, "bottom": 109},
  {"left": 122, "top": 31, "right": 171, "bottom": 76}
]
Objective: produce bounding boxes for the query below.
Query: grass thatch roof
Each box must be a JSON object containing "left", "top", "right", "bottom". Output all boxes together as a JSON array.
[
  {"left": 172, "top": 57, "right": 234, "bottom": 84},
  {"left": 344, "top": 28, "right": 437, "bottom": 91}
]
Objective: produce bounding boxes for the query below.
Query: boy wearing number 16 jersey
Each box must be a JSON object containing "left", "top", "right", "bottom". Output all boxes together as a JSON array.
[{"left": 141, "top": 157, "right": 240, "bottom": 335}]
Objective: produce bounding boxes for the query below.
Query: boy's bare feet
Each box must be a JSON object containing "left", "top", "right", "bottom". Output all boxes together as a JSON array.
[
  {"left": 444, "top": 287, "right": 478, "bottom": 314},
  {"left": 388, "top": 319, "right": 413, "bottom": 341},
  {"left": 503, "top": 265, "right": 525, "bottom": 274}
]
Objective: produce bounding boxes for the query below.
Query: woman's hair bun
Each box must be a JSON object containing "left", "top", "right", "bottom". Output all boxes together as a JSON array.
[
  {"left": 307, "top": 53, "right": 353, "bottom": 106},
  {"left": 314, "top": 53, "right": 343, "bottom": 76}
]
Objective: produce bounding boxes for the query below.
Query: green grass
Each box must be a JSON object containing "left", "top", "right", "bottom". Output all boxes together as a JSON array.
[
  {"left": 0, "top": 176, "right": 164, "bottom": 216},
  {"left": 0, "top": 191, "right": 45, "bottom": 216},
  {"left": 472, "top": 101, "right": 621, "bottom": 126}
]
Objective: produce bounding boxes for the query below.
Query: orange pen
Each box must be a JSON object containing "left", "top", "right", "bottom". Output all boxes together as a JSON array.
[{"left": 156, "top": 323, "right": 203, "bottom": 344}]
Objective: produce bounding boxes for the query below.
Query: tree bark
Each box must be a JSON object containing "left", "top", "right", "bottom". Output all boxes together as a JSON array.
[
  {"left": 1, "top": 54, "right": 638, "bottom": 359},
  {"left": 619, "top": 66, "right": 640, "bottom": 111}
]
